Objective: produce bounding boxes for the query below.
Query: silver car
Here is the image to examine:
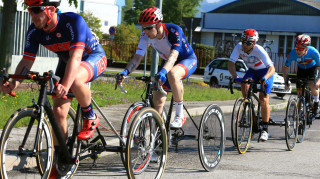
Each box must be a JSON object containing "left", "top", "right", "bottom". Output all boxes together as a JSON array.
[{"left": 203, "top": 58, "right": 291, "bottom": 97}]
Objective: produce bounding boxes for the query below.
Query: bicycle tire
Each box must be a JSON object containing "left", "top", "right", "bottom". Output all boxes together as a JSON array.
[
  {"left": 0, "top": 107, "right": 53, "bottom": 179},
  {"left": 231, "top": 97, "right": 243, "bottom": 146},
  {"left": 264, "top": 46, "right": 272, "bottom": 56},
  {"left": 126, "top": 107, "right": 167, "bottom": 179},
  {"left": 236, "top": 100, "right": 253, "bottom": 154},
  {"left": 120, "top": 101, "right": 167, "bottom": 172},
  {"left": 296, "top": 97, "right": 307, "bottom": 143},
  {"left": 285, "top": 97, "right": 298, "bottom": 151},
  {"left": 198, "top": 104, "right": 225, "bottom": 172}
]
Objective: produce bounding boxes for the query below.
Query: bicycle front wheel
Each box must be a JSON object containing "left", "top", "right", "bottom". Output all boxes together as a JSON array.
[
  {"left": 231, "top": 97, "right": 243, "bottom": 146},
  {"left": 198, "top": 104, "right": 225, "bottom": 172},
  {"left": 126, "top": 107, "right": 167, "bottom": 179},
  {"left": 285, "top": 97, "right": 299, "bottom": 150},
  {"left": 0, "top": 107, "right": 53, "bottom": 179},
  {"left": 236, "top": 100, "right": 253, "bottom": 154}
]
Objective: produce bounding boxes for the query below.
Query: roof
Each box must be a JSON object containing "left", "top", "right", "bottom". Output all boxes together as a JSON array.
[{"left": 209, "top": 0, "right": 320, "bottom": 15}]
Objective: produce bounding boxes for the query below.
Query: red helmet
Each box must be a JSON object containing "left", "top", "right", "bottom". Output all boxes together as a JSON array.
[
  {"left": 138, "top": 6, "right": 163, "bottom": 25},
  {"left": 25, "top": 0, "right": 60, "bottom": 7},
  {"left": 241, "top": 29, "right": 259, "bottom": 42},
  {"left": 295, "top": 34, "right": 311, "bottom": 48}
]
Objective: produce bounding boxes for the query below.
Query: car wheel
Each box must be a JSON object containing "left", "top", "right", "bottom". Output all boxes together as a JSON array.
[
  {"left": 276, "top": 93, "right": 286, "bottom": 98},
  {"left": 210, "top": 77, "right": 218, "bottom": 87}
]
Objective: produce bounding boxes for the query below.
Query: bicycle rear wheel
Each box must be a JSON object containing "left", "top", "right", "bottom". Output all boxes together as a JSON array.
[
  {"left": 231, "top": 97, "right": 243, "bottom": 146},
  {"left": 126, "top": 107, "right": 167, "bottom": 179},
  {"left": 198, "top": 104, "right": 225, "bottom": 171},
  {"left": 236, "top": 100, "right": 252, "bottom": 154},
  {"left": 0, "top": 107, "right": 53, "bottom": 179},
  {"left": 296, "top": 97, "right": 307, "bottom": 143},
  {"left": 285, "top": 97, "right": 298, "bottom": 151}
]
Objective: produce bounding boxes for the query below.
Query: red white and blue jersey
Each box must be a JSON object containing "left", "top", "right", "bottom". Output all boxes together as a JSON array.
[
  {"left": 136, "top": 23, "right": 195, "bottom": 62},
  {"left": 23, "top": 12, "right": 99, "bottom": 62},
  {"left": 229, "top": 42, "right": 273, "bottom": 70}
]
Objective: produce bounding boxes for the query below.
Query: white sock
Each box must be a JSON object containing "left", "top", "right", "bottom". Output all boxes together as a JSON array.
[
  {"left": 175, "top": 100, "right": 183, "bottom": 116},
  {"left": 314, "top": 96, "right": 319, "bottom": 102}
]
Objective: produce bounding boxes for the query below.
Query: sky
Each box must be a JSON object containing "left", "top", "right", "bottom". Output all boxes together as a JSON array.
[
  {"left": 196, "top": 0, "right": 320, "bottom": 17},
  {"left": 196, "top": 0, "right": 236, "bottom": 17}
]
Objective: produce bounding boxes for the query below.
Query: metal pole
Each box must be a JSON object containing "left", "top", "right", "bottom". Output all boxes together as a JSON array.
[{"left": 150, "top": 0, "right": 163, "bottom": 77}]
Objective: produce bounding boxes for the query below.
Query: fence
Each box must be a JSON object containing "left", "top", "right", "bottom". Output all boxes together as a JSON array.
[{"left": 0, "top": 10, "right": 57, "bottom": 58}]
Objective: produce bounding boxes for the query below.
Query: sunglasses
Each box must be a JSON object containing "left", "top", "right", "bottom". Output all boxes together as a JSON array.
[
  {"left": 143, "top": 24, "right": 156, "bottom": 31},
  {"left": 242, "top": 41, "right": 255, "bottom": 46},
  {"left": 295, "top": 47, "right": 306, "bottom": 51},
  {"left": 28, "top": 6, "right": 46, "bottom": 14}
]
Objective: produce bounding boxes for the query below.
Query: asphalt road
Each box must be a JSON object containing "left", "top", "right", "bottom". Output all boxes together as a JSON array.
[{"left": 73, "top": 109, "right": 320, "bottom": 179}]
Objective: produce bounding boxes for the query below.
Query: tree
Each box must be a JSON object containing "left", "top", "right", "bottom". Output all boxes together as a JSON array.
[
  {"left": 114, "top": 23, "right": 140, "bottom": 44},
  {"left": 162, "top": 0, "right": 202, "bottom": 25},
  {"left": 122, "top": 0, "right": 202, "bottom": 26},
  {"left": 79, "top": 10, "right": 103, "bottom": 41},
  {"left": 122, "top": 0, "right": 155, "bottom": 25},
  {"left": 0, "top": 0, "right": 78, "bottom": 69},
  {"left": 0, "top": 0, "right": 17, "bottom": 69}
]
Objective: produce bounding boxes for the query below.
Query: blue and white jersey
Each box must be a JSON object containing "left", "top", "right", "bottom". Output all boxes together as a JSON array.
[
  {"left": 284, "top": 46, "right": 320, "bottom": 69},
  {"left": 136, "top": 23, "right": 195, "bottom": 62},
  {"left": 23, "top": 12, "right": 99, "bottom": 62}
]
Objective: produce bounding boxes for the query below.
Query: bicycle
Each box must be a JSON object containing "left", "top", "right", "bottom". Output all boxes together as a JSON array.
[
  {"left": 229, "top": 77, "right": 298, "bottom": 154},
  {"left": 224, "top": 34, "right": 238, "bottom": 57},
  {"left": 117, "top": 75, "right": 225, "bottom": 172},
  {"left": 0, "top": 69, "right": 168, "bottom": 179},
  {"left": 286, "top": 77, "right": 319, "bottom": 143},
  {"left": 261, "top": 39, "right": 273, "bottom": 55}
]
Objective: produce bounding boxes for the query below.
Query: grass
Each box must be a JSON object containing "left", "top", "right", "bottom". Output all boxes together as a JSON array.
[{"left": 0, "top": 77, "right": 242, "bottom": 129}]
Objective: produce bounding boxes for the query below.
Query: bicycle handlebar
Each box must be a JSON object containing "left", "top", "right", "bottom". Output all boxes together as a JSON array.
[
  {"left": 0, "top": 68, "right": 68, "bottom": 99},
  {"left": 114, "top": 74, "right": 167, "bottom": 96},
  {"left": 115, "top": 74, "right": 127, "bottom": 93},
  {"left": 228, "top": 76, "right": 266, "bottom": 96}
]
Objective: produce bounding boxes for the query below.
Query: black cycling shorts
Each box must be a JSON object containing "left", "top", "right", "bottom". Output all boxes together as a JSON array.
[{"left": 296, "top": 66, "right": 316, "bottom": 89}]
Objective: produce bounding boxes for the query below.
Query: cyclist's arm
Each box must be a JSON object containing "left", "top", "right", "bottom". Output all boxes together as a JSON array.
[
  {"left": 125, "top": 54, "right": 144, "bottom": 73},
  {"left": 282, "top": 66, "right": 289, "bottom": 83},
  {"left": 264, "top": 65, "right": 275, "bottom": 80},
  {"left": 0, "top": 58, "right": 34, "bottom": 94},
  {"left": 162, "top": 49, "right": 179, "bottom": 72},
  {"left": 227, "top": 61, "right": 238, "bottom": 79},
  {"left": 12, "top": 58, "right": 34, "bottom": 87},
  {"left": 228, "top": 44, "right": 241, "bottom": 79}
]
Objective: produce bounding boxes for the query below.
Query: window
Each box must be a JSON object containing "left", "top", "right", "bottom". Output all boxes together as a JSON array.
[
  {"left": 104, "top": 21, "right": 108, "bottom": 26},
  {"left": 278, "top": 35, "right": 285, "bottom": 54},
  {"left": 286, "top": 36, "right": 294, "bottom": 54},
  {"left": 311, "top": 37, "right": 317, "bottom": 48},
  {"left": 235, "top": 61, "right": 246, "bottom": 72}
]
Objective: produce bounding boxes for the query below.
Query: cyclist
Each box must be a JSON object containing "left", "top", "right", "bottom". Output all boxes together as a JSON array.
[
  {"left": 118, "top": 6, "right": 197, "bottom": 128},
  {"left": 282, "top": 34, "right": 320, "bottom": 123},
  {"left": 0, "top": 0, "right": 107, "bottom": 177},
  {"left": 228, "top": 29, "right": 275, "bottom": 142}
]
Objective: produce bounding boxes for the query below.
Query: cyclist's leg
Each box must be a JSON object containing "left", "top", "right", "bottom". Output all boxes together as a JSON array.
[
  {"left": 153, "top": 91, "right": 167, "bottom": 116},
  {"left": 167, "top": 56, "right": 197, "bottom": 127},
  {"left": 72, "top": 45, "right": 107, "bottom": 140}
]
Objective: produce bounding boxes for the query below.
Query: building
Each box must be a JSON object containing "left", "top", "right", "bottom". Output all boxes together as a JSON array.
[
  {"left": 197, "top": 0, "right": 320, "bottom": 55},
  {"left": 0, "top": 0, "right": 125, "bottom": 73}
]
